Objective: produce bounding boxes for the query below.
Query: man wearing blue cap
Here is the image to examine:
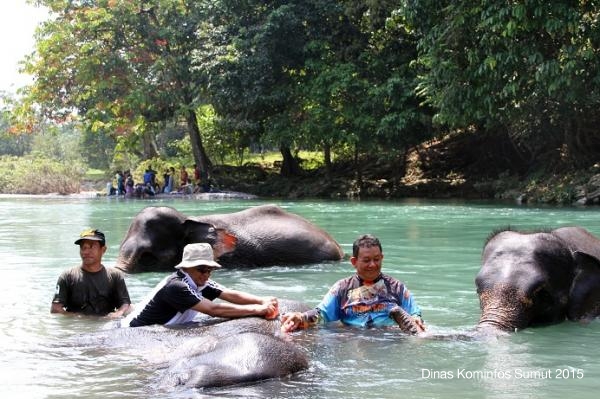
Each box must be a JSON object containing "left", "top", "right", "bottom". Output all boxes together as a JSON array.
[{"left": 51, "top": 228, "right": 131, "bottom": 318}]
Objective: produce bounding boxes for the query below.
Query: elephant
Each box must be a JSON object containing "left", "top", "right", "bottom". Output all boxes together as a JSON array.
[
  {"left": 115, "top": 204, "right": 344, "bottom": 272},
  {"left": 160, "top": 332, "right": 309, "bottom": 389},
  {"left": 475, "top": 226, "right": 600, "bottom": 332},
  {"left": 68, "top": 300, "right": 312, "bottom": 388}
]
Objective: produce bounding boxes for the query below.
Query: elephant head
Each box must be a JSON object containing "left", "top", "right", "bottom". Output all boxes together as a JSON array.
[
  {"left": 115, "top": 206, "right": 235, "bottom": 273},
  {"left": 475, "top": 228, "right": 600, "bottom": 332}
]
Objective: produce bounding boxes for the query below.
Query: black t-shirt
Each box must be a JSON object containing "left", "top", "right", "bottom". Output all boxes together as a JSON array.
[
  {"left": 53, "top": 266, "right": 131, "bottom": 316},
  {"left": 128, "top": 271, "right": 223, "bottom": 327}
]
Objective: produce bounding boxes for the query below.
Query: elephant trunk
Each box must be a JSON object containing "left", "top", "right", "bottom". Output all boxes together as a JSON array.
[
  {"left": 114, "top": 256, "right": 132, "bottom": 272},
  {"left": 477, "top": 288, "right": 529, "bottom": 332}
]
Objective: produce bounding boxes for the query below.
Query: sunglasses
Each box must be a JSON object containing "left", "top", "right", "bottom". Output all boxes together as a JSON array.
[{"left": 195, "top": 267, "right": 214, "bottom": 274}]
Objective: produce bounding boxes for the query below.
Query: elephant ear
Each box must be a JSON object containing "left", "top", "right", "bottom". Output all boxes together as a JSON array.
[
  {"left": 212, "top": 228, "right": 237, "bottom": 258},
  {"left": 182, "top": 219, "right": 237, "bottom": 258},
  {"left": 567, "top": 251, "right": 600, "bottom": 320}
]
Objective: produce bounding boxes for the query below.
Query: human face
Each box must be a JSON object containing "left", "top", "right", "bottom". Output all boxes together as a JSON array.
[
  {"left": 186, "top": 266, "right": 214, "bottom": 286},
  {"left": 350, "top": 245, "right": 383, "bottom": 283},
  {"left": 79, "top": 240, "right": 106, "bottom": 270}
]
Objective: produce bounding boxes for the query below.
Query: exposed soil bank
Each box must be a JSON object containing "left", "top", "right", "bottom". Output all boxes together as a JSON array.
[{"left": 211, "top": 131, "right": 600, "bottom": 206}]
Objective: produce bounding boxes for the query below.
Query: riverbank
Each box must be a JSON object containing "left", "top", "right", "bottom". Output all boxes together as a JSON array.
[
  {"left": 209, "top": 131, "right": 600, "bottom": 205},
  {"left": 5, "top": 131, "right": 598, "bottom": 205}
]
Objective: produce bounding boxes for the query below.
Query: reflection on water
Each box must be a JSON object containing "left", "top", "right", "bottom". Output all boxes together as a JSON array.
[{"left": 0, "top": 197, "right": 598, "bottom": 398}]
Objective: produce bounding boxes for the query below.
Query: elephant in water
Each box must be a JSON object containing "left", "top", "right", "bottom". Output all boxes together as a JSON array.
[
  {"left": 160, "top": 331, "right": 308, "bottom": 389},
  {"left": 69, "top": 300, "right": 311, "bottom": 389},
  {"left": 115, "top": 204, "right": 344, "bottom": 272},
  {"left": 475, "top": 226, "right": 600, "bottom": 333}
]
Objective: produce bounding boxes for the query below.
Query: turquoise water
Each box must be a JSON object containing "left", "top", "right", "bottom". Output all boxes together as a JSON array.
[{"left": 0, "top": 197, "right": 598, "bottom": 398}]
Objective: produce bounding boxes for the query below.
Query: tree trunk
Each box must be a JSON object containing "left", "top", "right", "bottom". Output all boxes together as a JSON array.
[
  {"left": 353, "top": 143, "right": 362, "bottom": 191},
  {"left": 323, "top": 142, "right": 332, "bottom": 180},
  {"left": 279, "top": 145, "right": 301, "bottom": 177},
  {"left": 142, "top": 129, "right": 160, "bottom": 159},
  {"left": 186, "top": 109, "right": 212, "bottom": 173}
]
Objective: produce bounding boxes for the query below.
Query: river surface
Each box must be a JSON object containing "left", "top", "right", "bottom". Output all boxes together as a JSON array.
[{"left": 0, "top": 196, "right": 598, "bottom": 398}]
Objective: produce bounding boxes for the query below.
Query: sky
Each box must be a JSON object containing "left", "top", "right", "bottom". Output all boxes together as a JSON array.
[{"left": 0, "top": 1, "right": 50, "bottom": 94}]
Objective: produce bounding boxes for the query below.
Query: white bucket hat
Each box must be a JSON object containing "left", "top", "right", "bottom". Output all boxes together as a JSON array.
[{"left": 174, "top": 243, "right": 222, "bottom": 269}]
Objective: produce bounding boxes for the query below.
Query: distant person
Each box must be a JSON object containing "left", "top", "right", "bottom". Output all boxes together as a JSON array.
[
  {"left": 179, "top": 178, "right": 193, "bottom": 194},
  {"left": 125, "top": 174, "right": 134, "bottom": 197},
  {"left": 51, "top": 229, "right": 131, "bottom": 318},
  {"left": 179, "top": 165, "right": 189, "bottom": 188},
  {"left": 106, "top": 181, "right": 116, "bottom": 196},
  {"left": 143, "top": 166, "right": 156, "bottom": 187},
  {"left": 201, "top": 169, "right": 212, "bottom": 192},
  {"left": 143, "top": 182, "right": 156, "bottom": 197},
  {"left": 123, "top": 243, "right": 277, "bottom": 327},
  {"left": 116, "top": 171, "right": 125, "bottom": 195},
  {"left": 163, "top": 167, "right": 175, "bottom": 193},
  {"left": 193, "top": 164, "right": 202, "bottom": 193},
  {"left": 281, "top": 234, "right": 425, "bottom": 332}
]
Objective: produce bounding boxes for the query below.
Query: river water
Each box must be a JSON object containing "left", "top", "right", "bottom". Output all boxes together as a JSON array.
[{"left": 0, "top": 196, "right": 598, "bottom": 398}]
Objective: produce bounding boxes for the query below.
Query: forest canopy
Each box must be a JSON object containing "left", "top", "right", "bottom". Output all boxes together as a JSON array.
[{"left": 6, "top": 0, "right": 600, "bottom": 181}]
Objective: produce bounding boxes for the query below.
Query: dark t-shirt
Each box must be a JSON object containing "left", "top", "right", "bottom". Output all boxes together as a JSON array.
[
  {"left": 53, "top": 266, "right": 131, "bottom": 316},
  {"left": 128, "top": 271, "right": 223, "bottom": 327}
]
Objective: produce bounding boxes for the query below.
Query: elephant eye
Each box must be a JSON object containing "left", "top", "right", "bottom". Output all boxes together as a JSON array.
[
  {"left": 531, "top": 284, "right": 554, "bottom": 305},
  {"left": 139, "top": 252, "right": 159, "bottom": 267}
]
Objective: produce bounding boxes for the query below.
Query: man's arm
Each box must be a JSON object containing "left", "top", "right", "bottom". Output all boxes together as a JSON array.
[
  {"left": 218, "top": 288, "right": 277, "bottom": 307},
  {"left": 400, "top": 285, "right": 426, "bottom": 332},
  {"left": 191, "top": 297, "right": 275, "bottom": 319},
  {"left": 281, "top": 288, "right": 341, "bottom": 332},
  {"left": 106, "top": 303, "right": 131, "bottom": 319}
]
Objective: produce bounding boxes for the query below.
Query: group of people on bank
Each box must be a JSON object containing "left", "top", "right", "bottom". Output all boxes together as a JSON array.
[
  {"left": 107, "top": 164, "right": 212, "bottom": 198},
  {"left": 51, "top": 229, "right": 426, "bottom": 333}
]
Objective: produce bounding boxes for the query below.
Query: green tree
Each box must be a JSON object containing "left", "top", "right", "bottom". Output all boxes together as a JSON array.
[
  {"left": 293, "top": 1, "right": 433, "bottom": 179},
  {"left": 21, "top": 0, "right": 215, "bottom": 173},
  {"left": 410, "top": 0, "right": 600, "bottom": 167},
  {"left": 198, "top": 0, "right": 315, "bottom": 176}
]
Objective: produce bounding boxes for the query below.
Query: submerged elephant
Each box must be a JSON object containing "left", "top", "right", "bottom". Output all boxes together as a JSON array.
[
  {"left": 70, "top": 300, "right": 311, "bottom": 389},
  {"left": 475, "top": 226, "right": 600, "bottom": 332},
  {"left": 161, "top": 332, "right": 308, "bottom": 389},
  {"left": 115, "top": 204, "right": 344, "bottom": 272}
]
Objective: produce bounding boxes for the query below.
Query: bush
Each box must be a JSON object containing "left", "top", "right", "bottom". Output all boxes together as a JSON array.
[{"left": 0, "top": 155, "right": 85, "bottom": 194}]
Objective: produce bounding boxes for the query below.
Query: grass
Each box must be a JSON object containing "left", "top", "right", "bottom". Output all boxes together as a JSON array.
[
  {"left": 236, "top": 150, "right": 325, "bottom": 169},
  {"left": 84, "top": 168, "right": 108, "bottom": 180}
]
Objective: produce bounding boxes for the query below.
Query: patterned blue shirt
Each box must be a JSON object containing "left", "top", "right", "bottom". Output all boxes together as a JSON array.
[{"left": 305, "top": 273, "right": 422, "bottom": 328}]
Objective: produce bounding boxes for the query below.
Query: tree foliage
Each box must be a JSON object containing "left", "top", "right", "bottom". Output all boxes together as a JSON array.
[
  {"left": 22, "top": 0, "right": 214, "bottom": 171},
  {"left": 11, "top": 0, "right": 600, "bottom": 183},
  {"left": 409, "top": 0, "right": 600, "bottom": 165}
]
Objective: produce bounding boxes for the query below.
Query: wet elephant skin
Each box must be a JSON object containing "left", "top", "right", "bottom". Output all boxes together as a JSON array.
[
  {"left": 68, "top": 300, "right": 312, "bottom": 389},
  {"left": 475, "top": 226, "right": 600, "bottom": 332},
  {"left": 116, "top": 204, "right": 344, "bottom": 272}
]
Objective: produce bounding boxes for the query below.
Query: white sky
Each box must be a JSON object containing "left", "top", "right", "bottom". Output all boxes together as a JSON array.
[{"left": 0, "top": 1, "right": 50, "bottom": 94}]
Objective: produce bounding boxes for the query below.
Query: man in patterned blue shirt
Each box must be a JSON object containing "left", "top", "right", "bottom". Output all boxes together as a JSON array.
[{"left": 281, "top": 234, "right": 425, "bottom": 332}]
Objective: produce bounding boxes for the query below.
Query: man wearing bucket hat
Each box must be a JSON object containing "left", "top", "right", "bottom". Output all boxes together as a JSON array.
[
  {"left": 51, "top": 228, "right": 131, "bottom": 318},
  {"left": 124, "top": 243, "right": 278, "bottom": 327}
]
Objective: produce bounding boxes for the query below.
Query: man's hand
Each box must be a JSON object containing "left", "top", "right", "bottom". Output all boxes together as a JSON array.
[
  {"left": 413, "top": 316, "right": 426, "bottom": 333},
  {"left": 280, "top": 311, "right": 304, "bottom": 333},
  {"left": 262, "top": 297, "right": 279, "bottom": 319}
]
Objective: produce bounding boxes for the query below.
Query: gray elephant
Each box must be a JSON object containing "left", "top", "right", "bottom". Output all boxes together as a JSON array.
[
  {"left": 115, "top": 204, "right": 344, "bottom": 272},
  {"left": 69, "top": 300, "right": 311, "bottom": 388},
  {"left": 160, "top": 332, "right": 308, "bottom": 389},
  {"left": 475, "top": 226, "right": 600, "bottom": 332}
]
